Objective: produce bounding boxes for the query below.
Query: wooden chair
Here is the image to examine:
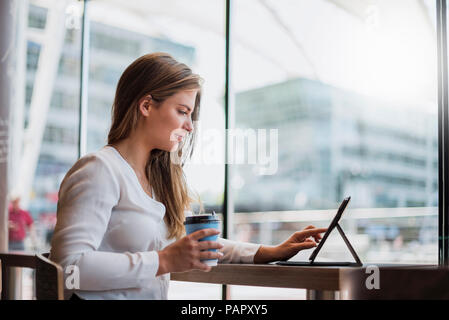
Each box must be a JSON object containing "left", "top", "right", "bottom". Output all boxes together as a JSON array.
[{"left": 0, "top": 252, "right": 64, "bottom": 300}]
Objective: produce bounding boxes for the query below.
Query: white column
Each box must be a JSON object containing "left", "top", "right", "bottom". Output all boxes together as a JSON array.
[
  {"left": 0, "top": 0, "right": 15, "bottom": 252},
  {"left": 9, "top": 0, "right": 28, "bottom": 195},
  {"left": 17, "top": 1, "right": 67, "bottom": 208}
]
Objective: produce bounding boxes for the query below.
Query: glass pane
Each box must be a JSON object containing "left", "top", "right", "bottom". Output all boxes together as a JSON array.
[
  {"left": 231, "top": 0, "right": 438, "bottom": 298},
  {"left": 8, "top": 0, "right": 83, "bottom": 299},
  {"left": 86, "top": 0, "right": 225, "bottom": 300},
  {"left": 9, "top": 0, "right": 82, "bottom": 253}
]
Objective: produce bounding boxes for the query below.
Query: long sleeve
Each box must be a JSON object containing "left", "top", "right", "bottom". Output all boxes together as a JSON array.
[
  {"left": 49, "top": 155, "right": 160, "bottom": 291},
  {"left": 218, "top": 238, "right": 261, "bottom": 264}
]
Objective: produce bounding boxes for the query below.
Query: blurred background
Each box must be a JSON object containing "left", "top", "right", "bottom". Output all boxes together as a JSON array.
[{"left": 3, "top": 0, "right": 439, "bottom": 299}]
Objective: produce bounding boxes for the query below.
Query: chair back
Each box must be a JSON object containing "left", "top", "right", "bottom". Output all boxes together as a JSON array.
[
  {"left": 36, "top": 254, "right": 64, "bottom": 300},
  {"left": 0, "top": 253, "right": 64, "bottom": 300}
]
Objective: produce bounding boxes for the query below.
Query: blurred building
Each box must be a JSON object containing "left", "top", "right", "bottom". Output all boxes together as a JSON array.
[
  {"left": 234, "top": 78, "right": 438, "bottom": 212},
  {"left": 24, "top": 4, "right": 196, "bottom": 218}
]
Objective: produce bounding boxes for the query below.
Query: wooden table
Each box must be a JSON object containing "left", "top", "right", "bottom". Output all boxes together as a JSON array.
[
  {"left": 171, "top": 263, "right": 442, "bottom": 300},
  {"left": 171, "top": 263, "right": 342, "bottom": 300}
]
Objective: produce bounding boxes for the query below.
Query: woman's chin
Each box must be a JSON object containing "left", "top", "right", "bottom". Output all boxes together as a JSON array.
[{"left": 169, "top": 142, "right": 179, "bottom": 152}]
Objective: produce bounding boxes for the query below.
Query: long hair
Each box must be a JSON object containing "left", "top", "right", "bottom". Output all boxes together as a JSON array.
[{"left": 107, "top": 52, "right": 202, "bottom": 239}]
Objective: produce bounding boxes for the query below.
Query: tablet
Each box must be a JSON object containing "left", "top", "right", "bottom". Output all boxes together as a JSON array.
[
  {"left": 308, "top": 196, "right": 351, "bottom": 262},
  {"left": 276, "top": 196, "right": 362, "bottom": 267}
]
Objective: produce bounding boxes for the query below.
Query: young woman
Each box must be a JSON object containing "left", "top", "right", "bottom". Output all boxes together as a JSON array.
[{"left": 49, "top": 52, "right": 326, "bottom": 300}]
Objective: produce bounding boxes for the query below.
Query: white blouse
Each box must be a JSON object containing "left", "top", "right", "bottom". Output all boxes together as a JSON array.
[{"left": 49, "top": 145, "right": 261, "bottom": 300}]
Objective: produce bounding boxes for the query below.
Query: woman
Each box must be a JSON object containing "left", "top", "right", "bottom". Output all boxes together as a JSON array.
[{"left": 49, "top": 52, "right": 326, "bottom": 300}]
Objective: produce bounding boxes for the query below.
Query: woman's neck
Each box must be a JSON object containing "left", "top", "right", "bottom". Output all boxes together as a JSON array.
[{"left": 112, "top": 136, "right": 152, "bottom": 175}]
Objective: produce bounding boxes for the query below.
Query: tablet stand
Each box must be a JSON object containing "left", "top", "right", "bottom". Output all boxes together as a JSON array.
[{"left": 310, "top": 222, "right": 362, "bottom": 266}]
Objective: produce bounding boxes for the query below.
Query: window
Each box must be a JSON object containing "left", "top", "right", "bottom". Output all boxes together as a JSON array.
[
  {"left": 10, "top": 0, "right": 82, "bottom": 255},
  {"left": 85, "top": 0, "right": 226, "bottom": 300},
  {"left": 28, "top": 4, "right": 47, "bottom": 29},
  {"left": 6, "top": 0, "right": 445, "bottom": 301},
  {"left": 230, "top": 0, "right": 438, "bottom": 299}
]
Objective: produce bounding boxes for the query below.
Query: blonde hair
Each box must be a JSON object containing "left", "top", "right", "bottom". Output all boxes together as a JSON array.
[{"left": 108, "top": 52, "right": 202, "bottom": 239}]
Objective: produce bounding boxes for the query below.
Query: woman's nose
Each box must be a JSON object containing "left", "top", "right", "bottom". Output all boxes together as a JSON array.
[{"left": 184, "top": 118, "right": 193, "bottom": 133}]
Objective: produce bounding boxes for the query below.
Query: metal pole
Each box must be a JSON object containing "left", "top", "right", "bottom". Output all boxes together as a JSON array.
[
  {"left": 437, "top": 0, "right": 449, "bottom": 266},
  {"left": 0, "top": 0, "right": 14, "bottom": 253},
  {"left": 78, "top": 0, "right": 90, "bottom": 158},
  {"left": 7, "top": 268, "right": 23, "bottom": 299},
  {"left": 222, "top": 0, "right": 233, "bottom": 300}
]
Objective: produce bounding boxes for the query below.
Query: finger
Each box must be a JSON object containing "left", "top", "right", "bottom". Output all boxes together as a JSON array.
[
  {"left": 310, "top": 233, "right": 322, "bottom": 242},
  {"left": 295, "top": 241, "right": 317, "bottom": 250},
  {"left": 313, "top": 230, "right": 323, "bottom": 238},
  {"left": 190, "top": 228, "right": 220, "bottom": 241},
  {"left": 291, "top": 228, "right": 326, "bottom": 242},
  {"left": 199, "top": 250, "right": 223, "bottom": 260},
  {"left": 194, "top": 262, "right": 212, "bottom": 272},
  {"left": 303, "top": 226, "right": 324, "bottom": 236},
  {"left": 198, "top": 241, "right": 224, "bottom": 250},
  {"left": 297, "top": 228, "right": 328, "bottom": 239}
]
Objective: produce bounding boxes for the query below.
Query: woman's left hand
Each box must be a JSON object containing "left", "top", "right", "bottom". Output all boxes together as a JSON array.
[{"left": 253, "top": 225, "right": 328, "bottom": 264}]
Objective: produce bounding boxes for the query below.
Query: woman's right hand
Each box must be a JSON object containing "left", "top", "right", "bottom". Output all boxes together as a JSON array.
[{"left": 156, "top": 228, "right": 223, "bottom": 276}]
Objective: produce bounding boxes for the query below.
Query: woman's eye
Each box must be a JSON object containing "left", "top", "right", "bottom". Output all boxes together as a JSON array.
[{"left": 178, "top": 110, "right": 188, "bottom": 115}]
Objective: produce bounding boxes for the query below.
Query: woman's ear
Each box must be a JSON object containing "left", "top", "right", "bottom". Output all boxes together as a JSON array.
[{"left": 138, "top": 95, "right": 153, "bottom": 117}]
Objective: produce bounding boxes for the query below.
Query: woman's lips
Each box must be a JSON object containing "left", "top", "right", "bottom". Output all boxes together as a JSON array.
[{"left": 171, "top": 130, "right": 187, "bottom": 143}]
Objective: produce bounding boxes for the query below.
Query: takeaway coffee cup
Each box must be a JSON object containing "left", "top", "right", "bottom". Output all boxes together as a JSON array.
[{"left": 184, "top": 214, "right": 221, "bottom": 266}]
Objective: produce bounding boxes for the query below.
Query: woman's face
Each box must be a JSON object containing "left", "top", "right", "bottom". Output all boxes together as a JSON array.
[{"left": 143, "top": 89, "right": 196, "bottom": 152}]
